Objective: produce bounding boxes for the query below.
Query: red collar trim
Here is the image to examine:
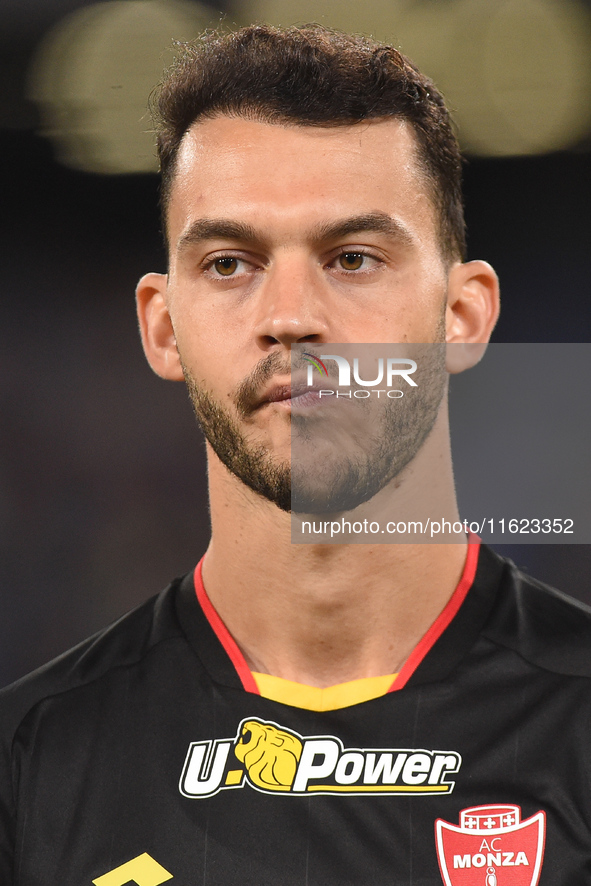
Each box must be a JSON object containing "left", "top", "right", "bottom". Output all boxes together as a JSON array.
[
  {"left": 389, "top": 535, "right": 481, "bottom": 692},
  {"left": 194, "top": 535, "right": 481, "bottom": 697},
  {"left": 194, "top": 560, "right": 260, "bottom": 695}
]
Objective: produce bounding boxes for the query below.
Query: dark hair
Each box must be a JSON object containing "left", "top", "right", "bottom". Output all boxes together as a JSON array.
[{"left": 153, "top": 24, "right": 466, "bottom": 261}]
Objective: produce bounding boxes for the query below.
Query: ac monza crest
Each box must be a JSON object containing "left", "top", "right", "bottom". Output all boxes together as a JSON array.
[{"left": 435, "top": 804, "right": 545, "bottom": 886}]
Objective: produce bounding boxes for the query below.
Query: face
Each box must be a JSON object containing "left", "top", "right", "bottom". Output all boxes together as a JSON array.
[{"left": 140, "top": 116, "right": 492, "bottom": 512}]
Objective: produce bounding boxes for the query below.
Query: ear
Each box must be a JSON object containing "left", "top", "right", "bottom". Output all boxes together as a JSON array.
[
  {"left": 445, "top": 260, "right": 500, "bottom": 374},
  {"left": 136, "top": 272, "right": 184, "bottom": 381}
]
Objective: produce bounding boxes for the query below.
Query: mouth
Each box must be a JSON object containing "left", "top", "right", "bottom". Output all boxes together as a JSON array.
[{"left": 259, "top": 379, "right": 336, "bottom": 412}]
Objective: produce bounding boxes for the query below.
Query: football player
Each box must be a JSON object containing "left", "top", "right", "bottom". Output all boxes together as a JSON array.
[{"left": 1, "top": 25, "right": 588, "bottom": 885}]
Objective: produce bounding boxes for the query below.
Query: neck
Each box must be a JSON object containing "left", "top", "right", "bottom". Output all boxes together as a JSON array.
[{"left": 201, "top": 412, "right": 468, "bottom": 688}]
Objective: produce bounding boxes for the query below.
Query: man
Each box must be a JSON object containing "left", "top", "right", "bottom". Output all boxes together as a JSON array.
[{"left": 1, "top": 24, "right": 590, "bottom": 885}]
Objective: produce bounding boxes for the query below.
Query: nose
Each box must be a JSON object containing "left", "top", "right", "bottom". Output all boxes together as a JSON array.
[{"left": 252, "top": 256, "right": 331, "bottom": 349}]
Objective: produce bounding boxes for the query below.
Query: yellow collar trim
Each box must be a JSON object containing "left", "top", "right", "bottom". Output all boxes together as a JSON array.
[{"left": 251, "top": 672, "right": 398, "bottom": 712}]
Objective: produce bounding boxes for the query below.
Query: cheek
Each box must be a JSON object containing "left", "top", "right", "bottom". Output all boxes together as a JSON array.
[
  {"left": 170, "top": 319, "right": 242, "bottom": 404},
  {"left": 397, "top": 262, "right": 448, "bottom": 333},
  {"left": 167, "top": 309, "right": 211, "bottom": 381},
  {"left": 168, "top": 275, "right": 247, "bottom": 346},
  {"left": 362, "top": 281, "right": 446, "bottom": 341}
]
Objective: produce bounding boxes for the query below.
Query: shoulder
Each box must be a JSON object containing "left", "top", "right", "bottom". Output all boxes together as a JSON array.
[
  {"left": 0, "top": 576, "right": 186, "bottom": 744},
  {"left": 482, "top": 548, "right": 591, "bottom": 678}
]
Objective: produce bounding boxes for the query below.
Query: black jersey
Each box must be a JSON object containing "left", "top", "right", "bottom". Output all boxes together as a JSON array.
[{"left": 2, "top": 543, "right": 591, "bottom": 885}]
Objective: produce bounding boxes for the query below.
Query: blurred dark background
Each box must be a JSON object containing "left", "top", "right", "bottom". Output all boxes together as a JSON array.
[{"left": 1, "top": 0, "right": 591, "bottom": 686}]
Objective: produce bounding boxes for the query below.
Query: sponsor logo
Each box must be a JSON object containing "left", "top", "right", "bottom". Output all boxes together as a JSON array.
[
  {"left": 435, "top": 804, "right": 546, "bottom": 886},
  {"left": 179, "top": 717, "right": 461, "bottom": 799}
]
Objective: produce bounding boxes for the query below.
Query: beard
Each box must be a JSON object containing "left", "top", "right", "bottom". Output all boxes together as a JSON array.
[
  {"left": 182, "top": 352, "right": 292, "bottom": 512},
  {"left": 290, "top": 342, "right": 447, "bottom": 514},
  {"left": 181, "top": 341, "right": 447, "bottom": 516}
]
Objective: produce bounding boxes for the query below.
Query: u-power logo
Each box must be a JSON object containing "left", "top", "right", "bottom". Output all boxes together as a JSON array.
[{"left": 303, "top": 352, "right": 417, "bottom": 399}]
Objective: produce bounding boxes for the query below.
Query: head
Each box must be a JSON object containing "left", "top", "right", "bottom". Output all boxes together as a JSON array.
[
  {"left": 153, "top": 23, "right": 466, "bottom": 265},
  {"left": 137, "top": 25, "right": 499, "bottom": 514}
]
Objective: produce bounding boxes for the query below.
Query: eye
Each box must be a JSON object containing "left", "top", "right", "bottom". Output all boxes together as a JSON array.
[
  {"left": 331, "top": 251, "right": 383, "bottom": 274},
  {"left": 338, "top": 252, "right": 365, "bottom": 271},
  {"left": 204, "top": 254, "right": 257, "bottom": 279},
  {"left": 214, "top": 257, "right": 240, "bottom": 276}
]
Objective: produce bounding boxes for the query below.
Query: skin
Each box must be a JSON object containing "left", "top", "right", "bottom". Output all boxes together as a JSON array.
[{"left": 136, "top": 115, "right": 499, "bottom": 687}]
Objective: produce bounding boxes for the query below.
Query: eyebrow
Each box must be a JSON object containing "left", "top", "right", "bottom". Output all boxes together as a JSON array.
[
  {"left": 312, "top": 212, "right": 414, "bottom": 247},
  {"left": 175, "top": 211, "right": 414, "bottom": 254},
  {"left": 176, "top": 219, "right": 262, "bottom": 254}
]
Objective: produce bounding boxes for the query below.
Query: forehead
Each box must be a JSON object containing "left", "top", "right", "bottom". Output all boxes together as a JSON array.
[{"left": 167, "top": 115, "right": 437, "bottom": 247}]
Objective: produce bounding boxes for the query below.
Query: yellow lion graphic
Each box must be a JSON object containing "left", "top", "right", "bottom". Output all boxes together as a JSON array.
[{"left": 234, "top": 720, "right": 303, "bottom": 791}]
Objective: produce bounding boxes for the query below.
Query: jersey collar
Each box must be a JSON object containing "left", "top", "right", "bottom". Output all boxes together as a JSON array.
[{"left": 176, "top": 540, "right": 506, "bottom": 698}]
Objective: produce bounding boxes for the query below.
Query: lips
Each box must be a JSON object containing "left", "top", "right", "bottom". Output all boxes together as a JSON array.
[
  {"left": 265, "top": 384, "right": 293, "bottom": 403},
  {"left": 259, "top": 378, "right": 333, "bottom": 410}
]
